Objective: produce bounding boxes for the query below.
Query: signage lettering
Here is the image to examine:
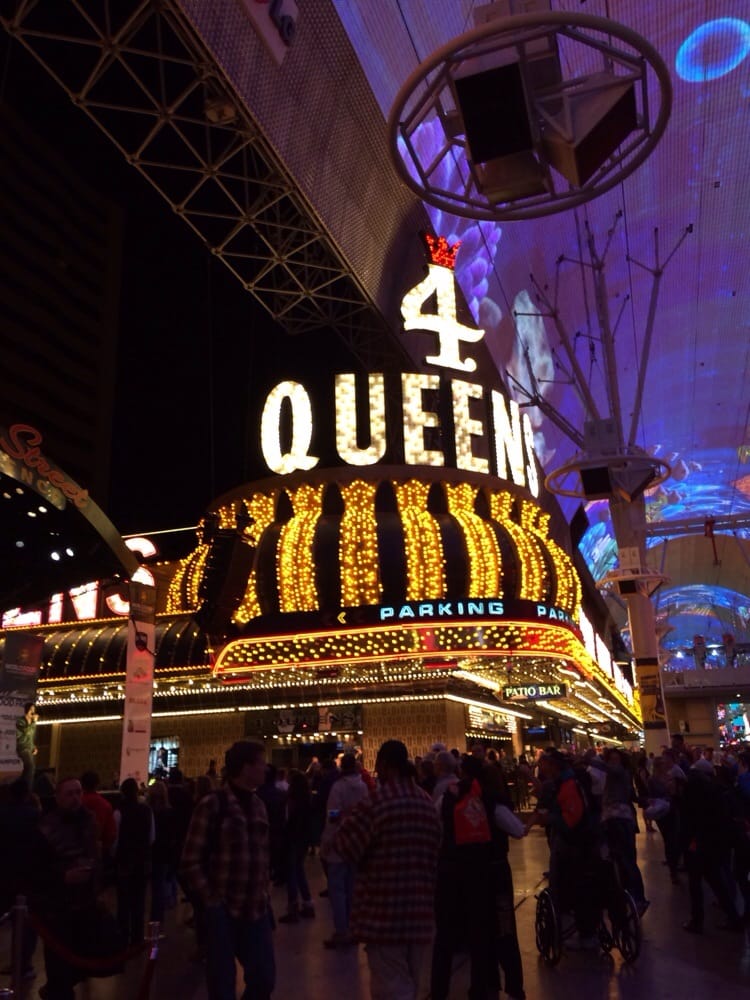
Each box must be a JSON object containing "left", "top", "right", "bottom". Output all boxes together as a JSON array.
[
  {"left": 536, "top": 604, "right": 574, "bottom": 625},
  {"left": 453, "top": 379, "right": 489, "bottom": 475},
  {"left": 2, "top": 537, "right": 158, "bottom": 628},
  {"left": 258, "top": 233, "right": 541, "bottom": 494},
  {"left": 260, "top": 372, "right": 540, "bottom": 489},
  {"left": 578, "top": 609, "right": 634, "bottom": 706},
  {"left": 400, "top": 238, "right": 483, "bottom": 373},
  {"left": 377, "top": 599, "right": 574, "bottom": 622},
  {"left": 335, "top": 373, "right": 386, "bottom": 466},
  {"left": 261, "top": 381, "right": 319, "bottom": 474},
  {"left": 503, "top": 683, "right": 567, "bottom": 701},
  {"left": 0, "top": 424, "right": 89, "bottom": 509},
  {"left": 402, "top": 373, "right": 444, "bottom": 467}
]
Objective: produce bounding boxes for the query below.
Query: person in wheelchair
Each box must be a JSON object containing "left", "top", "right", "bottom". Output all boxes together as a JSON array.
[{"left": 526, "top": 749, "right": 602, "bottom": 950}]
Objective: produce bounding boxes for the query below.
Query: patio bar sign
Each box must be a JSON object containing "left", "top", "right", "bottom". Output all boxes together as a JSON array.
[{"left": 502, "top": 683, "right": 567, "bottom": 702}]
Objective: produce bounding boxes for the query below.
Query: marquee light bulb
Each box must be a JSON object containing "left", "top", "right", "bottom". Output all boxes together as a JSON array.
[
  {"left": 492, "top": 392, "right": 526, "bottom": 487},
  {"left": 335, "top": 373, "right": 386, "bottom": 466},
  {"left": 261, "top": 380, "right": 319, "bottom": 475},
  {"left": 452, "top": 379, "right": 489, "bottom": 475},
  {"left": 402, "top": 373, "right": 444, "bottom": 467},
  {"left": 401, "top": 261, "right": 484, "bottom": 373}
]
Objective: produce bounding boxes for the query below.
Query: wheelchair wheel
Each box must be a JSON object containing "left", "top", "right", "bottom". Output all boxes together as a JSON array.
[
  {"left": 612, "top": 891, "right": 642, "bottom": 963},
  {"left": 535, "top": 888, "right": 562, "bottom": 965},
  {"left": 597, "top": 917, "right": 614, "bottom": 953}
]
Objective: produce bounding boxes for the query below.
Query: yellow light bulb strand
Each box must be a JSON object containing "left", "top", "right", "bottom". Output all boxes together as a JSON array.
[
  {"left": 277, "top": 484, "right": 324, "bottom": 612},
  {"left": 444, "top": 482, "right": 501, "bottom": 597},
  {"left": 520, "top": 501, "right": 580, "bottom": 615},
  {"left": 340, "top": 481, "right": 382, "bottom": 606},
  {"left": 489, "top": 491, "right": 545, "bottom": 601},
  {"left": 233, "top": 492, "right": 278, "bottom": 623},
  {"left": 396, "top": 480, "right": 446, "bottom": 600}
]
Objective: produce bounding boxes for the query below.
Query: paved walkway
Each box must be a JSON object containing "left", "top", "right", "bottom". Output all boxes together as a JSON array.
[{"left": 2, "top": 826, "right": 749, "bottom": 998}]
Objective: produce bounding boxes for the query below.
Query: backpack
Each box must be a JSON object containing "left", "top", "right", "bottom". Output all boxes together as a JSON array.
[
  {"left": 555, "top": 768, "right": 598, "bottom": 841},
  {"left": 453, "top": 779, "right": 491, "bottom": 846}
]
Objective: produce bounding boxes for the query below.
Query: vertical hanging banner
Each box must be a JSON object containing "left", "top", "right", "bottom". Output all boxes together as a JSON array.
[
  {"left": 635, "top": 657, "right": 666, "bottom": 731},
  {"left": 119, "top": 581, "right": 156, "bottom": 785},
  {"left": 0, "top": 631, "right": 42, "bottom": 781}
]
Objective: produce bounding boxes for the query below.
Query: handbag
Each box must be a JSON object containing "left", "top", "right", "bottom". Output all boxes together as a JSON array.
[{"left": 644, "top": 798, "right": 670, "bottom": 820}]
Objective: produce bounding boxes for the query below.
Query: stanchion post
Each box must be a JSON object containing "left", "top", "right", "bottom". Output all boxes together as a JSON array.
[
  {"left": 135, "top": 920, "right": 162, "bottom": 1000},
  {"left": 11, "top": 895, "right": 27, "bottom": 1000},
  {"left": 147, "top": 921, "right": 160, "bottom": 958}
]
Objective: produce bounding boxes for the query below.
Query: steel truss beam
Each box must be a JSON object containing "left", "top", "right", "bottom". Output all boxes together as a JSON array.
[
  {"left": 646, "top": 513, "right": 750, "bottom": 539},
  {"left": 1, "top": 0, "right": 409, "bottom": 371}
]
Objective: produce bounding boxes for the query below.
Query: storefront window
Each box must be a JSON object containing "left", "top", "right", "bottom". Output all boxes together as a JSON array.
[{"left": 149, "top": 737, "right": 179, "bottom": 776}]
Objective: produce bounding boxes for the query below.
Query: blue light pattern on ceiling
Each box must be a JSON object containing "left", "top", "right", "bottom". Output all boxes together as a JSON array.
[
  {"left": 675, "top": 18, "right": 750, "bottom": 82},
  {"left": 335, "top": 1, "right": 750, "bottom": 641}
]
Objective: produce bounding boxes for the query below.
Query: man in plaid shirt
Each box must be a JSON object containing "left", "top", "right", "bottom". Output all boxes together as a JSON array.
[
  {"left": 181, "top": 740, "right": 274, "bottom": 1000},
  {"left": 335, "top": 739, "right": 441, "bottom": 1000}
]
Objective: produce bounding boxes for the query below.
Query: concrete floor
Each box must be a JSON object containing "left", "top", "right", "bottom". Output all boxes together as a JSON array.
[{"left": 2, "top": 826, "right": 749, "bottom": 998}]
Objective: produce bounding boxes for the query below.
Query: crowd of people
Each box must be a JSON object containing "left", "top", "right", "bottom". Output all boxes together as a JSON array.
[{"left": 1, "top": 731, "right": 749, "bottom": 999}]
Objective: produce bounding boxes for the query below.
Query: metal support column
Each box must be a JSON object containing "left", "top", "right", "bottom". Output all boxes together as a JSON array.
[{"left": 609, "top": 498, "right": 669, "bottom": 752}]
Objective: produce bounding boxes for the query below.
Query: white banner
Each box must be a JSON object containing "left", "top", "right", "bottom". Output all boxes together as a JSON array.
[
  {"left": 0, "top": 631, "right": 42, "bottom": 781},
  {"left": 119, "top": 582, "right": 156, "bottom": 785}
]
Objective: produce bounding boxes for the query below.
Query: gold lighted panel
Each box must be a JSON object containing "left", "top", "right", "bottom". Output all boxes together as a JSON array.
[{"left": 168, "top": 478, "right": 581, "bottom": 620}]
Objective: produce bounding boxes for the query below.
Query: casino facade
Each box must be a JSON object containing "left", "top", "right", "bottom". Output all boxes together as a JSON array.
[{"left": 1, "top": 237, "right": 641, "bottom": 779}]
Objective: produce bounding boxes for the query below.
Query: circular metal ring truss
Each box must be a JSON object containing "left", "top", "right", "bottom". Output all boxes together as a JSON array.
[
  {"left": 388, "top": 11, "right": 672, "bottom": 222},
  {"left": 544, "top": 450, "right": 672, "bottom": 500}
]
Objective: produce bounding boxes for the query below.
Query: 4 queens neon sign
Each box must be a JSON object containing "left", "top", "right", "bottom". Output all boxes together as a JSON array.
[{"left": 259, "top": 235, "right": 540, "bottom": 497}]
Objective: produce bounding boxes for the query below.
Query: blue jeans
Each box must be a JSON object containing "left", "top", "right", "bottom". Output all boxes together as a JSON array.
[
  {"left": 205, "top": 904, "right": 275, "bottom": 1000},
  {"left": 327, "top": 861, "right": 355, "bottom": 935}
]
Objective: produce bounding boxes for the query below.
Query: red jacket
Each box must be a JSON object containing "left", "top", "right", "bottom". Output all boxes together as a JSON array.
[{"left": 82, "top": 791, "right": 116, "bottom": 852}]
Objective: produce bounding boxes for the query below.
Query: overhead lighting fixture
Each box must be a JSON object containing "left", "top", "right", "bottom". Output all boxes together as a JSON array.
[
  {"left": 15, "top": 540, "right": 24, "bottom": 548},
  {"left": 50, "top": 551, "right": 61, "bottom": 561},
  {"left": 389, "top": 4, "right": 672, "bottom": 221}
]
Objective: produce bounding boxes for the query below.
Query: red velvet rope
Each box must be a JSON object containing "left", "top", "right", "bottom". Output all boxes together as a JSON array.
[
  {"left": 28, "top": 912, "right": 148, "bottom": 972},
  {"left": 135, "top": 950, "right": 159, "bottom": 1000}
]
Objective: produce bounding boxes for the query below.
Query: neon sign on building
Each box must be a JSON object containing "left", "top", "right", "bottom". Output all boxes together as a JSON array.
[
  {"left": 259, "top": 234, "right": 539, "bottom": 495},
  {"left": 1, "top": 537, "right": 157, "bottom": 629}
]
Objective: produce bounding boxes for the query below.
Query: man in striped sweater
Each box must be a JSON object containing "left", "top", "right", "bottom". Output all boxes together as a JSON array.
[{"left": 335, "top": 739, "right": 441, "bottom": 1000}]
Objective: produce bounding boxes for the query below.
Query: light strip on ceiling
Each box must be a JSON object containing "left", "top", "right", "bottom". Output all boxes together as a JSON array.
[
  {"left": 36, "top": 714, "right": 122, "bottom": 726},
  {"left": 535, "top": 700, "right": 588, "bottom": 723},
  {"left": 574, "top": 691, "right": 623, "bottom": 724}
]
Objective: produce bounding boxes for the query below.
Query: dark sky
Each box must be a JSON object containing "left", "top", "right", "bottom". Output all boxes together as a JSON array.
[{"left": 1, "top": 31, "right": 361, "bottom": 536}]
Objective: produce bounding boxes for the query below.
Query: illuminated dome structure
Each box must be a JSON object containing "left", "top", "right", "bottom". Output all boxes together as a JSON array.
[
  {"left": 170, "top": 465, "right": 580, "bottom": 646},
  {"left": 165, "top": 466, "right": 639, "bottom": 741}
]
